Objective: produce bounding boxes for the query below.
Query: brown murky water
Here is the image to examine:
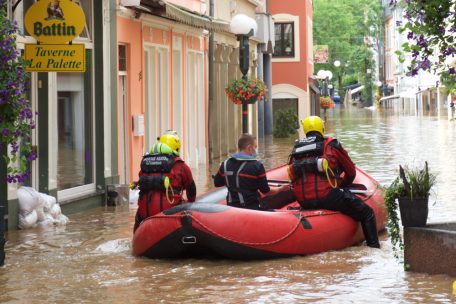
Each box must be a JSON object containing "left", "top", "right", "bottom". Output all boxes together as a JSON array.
[{"left": 1, "top": 105, "right": 456, "bottom": 303}]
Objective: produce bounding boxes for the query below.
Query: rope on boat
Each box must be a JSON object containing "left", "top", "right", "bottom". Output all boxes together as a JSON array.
[{"left": 188, "top": 213, "right": 305, "bottom": 246}]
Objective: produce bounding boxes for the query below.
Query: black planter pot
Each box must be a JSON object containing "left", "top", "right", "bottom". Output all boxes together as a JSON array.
[{"left": 398, "top": 197, "right": 429, "bottom": 227}]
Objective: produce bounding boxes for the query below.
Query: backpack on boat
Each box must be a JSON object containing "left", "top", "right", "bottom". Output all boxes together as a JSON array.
[
  {"left": 137, "top": 153, "right": 184, "bottom": 219},
  {"left": 288, "top": 136, "right": 338, "bottom": 201}
]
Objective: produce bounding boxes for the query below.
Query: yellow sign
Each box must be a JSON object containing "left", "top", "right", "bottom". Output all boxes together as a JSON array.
[
  {"left": 24, "top": 0, "right": 86, "bottom": 44},
  {"left": 24, "top": 44, "right": 86, "bottom": 72}
]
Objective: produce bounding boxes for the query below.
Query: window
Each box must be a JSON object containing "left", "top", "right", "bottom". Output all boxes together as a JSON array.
[
  {"left": 118, "top": 45, "right": 127, "bottom": 72},
  {"left": 273, "top": 22, "right": 295, "bottom": 57},
  {"left": 172, "top": 36, "right": 183, "bottom": 141},
  {"left": 56, "top": 69, "right": 93, "bottom": 191}
]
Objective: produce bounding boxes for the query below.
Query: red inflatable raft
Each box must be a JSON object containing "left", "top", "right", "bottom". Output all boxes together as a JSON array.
[{"left": 132, "top": 165, "right": 387, "bottom": 259}]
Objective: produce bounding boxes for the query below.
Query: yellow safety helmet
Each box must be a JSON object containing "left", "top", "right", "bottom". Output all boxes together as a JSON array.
[
  {"left": 158, "top": 130, "right": 181, "bottom": 155},
  {"left": 301, "top": 116, "right": 325, "bottom": 136},
  {"left": 149, "top": 142, "right": 173, "bottom": 155}
]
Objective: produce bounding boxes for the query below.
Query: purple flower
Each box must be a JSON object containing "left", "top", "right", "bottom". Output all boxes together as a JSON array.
[
  {"left": 27, "top": 151, "right": 37, "bottom": 161},
  {"left": 417, "top": 35, "right": 427, "bottom": 49},
  {"left": 2, "top": 128, "right": 9, "bottom": 136}
]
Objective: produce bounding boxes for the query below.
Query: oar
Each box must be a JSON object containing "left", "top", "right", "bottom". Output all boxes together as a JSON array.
[{"left": 268, "top": 180, "right": 371, "bottom": 194}]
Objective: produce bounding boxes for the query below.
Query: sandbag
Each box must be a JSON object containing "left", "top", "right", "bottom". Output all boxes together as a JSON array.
[
  {"left": 16, "top": 187, "right": 40, "bottom": 213},
  {"left": 55, "top": 214, "right": 69, "bottom": 226},
  {"left": 18, "top": 209, "right": 38, "bottom": 229},
  {"left": 41, "top": 193, "right": 56, "bottom": 212},
  {"left": 50, "top": 204, "right": 62, "bottom": 218},
  {"left": 35, "top": 206, "right": 46, "bottom": 222}
]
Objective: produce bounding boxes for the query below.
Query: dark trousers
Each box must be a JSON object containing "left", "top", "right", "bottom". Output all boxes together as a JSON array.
[
  {"left": 299, "top": 188, "right": 374, "bottom": 222},
  {"left": 228, "top": 201, "right": 262, "bottom": 211}
]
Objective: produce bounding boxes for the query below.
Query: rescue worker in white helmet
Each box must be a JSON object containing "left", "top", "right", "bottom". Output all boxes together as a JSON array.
[
  {"left": 133, "top": 130, "right": 196, "bottom": 232},
  {"left": 287, "top": 116, "right": 380, "bottom": 248}
]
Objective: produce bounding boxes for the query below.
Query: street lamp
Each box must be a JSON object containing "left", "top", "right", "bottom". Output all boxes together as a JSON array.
[
  {"left": 230, "top": 14, "right": 257, "bottom": 134},
  {"left": 316, "top": 70, "right": 332, "bottom": 96}
]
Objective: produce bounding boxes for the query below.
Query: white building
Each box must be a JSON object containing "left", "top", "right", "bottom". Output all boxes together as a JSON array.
[{"left": 381, "top": 0, "right": 451, "bottom": 117}]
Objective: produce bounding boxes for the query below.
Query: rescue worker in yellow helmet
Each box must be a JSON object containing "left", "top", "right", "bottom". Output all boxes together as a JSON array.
[
  {"left": 133, "top": 130, "right": 196, "bottom": 232},
  {"left": 158, "top": 130, "right": 181, "bottom": 155},
  {"left": 287, "top": 116, "right": 380, "bottom": 248}
]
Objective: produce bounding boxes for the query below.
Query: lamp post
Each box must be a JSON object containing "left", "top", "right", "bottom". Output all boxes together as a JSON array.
[
  {"left": 316, "top": 70, "right": 332, "bottom": 96},
  {"left": 230, "top": 14, "right": 257, "bottom": 134}
]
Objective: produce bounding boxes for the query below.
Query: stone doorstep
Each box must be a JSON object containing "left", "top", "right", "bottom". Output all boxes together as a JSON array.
[{"left": 404, "top": 222, "right": 456, "bottom": 277}]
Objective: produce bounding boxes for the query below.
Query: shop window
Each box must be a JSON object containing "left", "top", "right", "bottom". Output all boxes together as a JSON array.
[
  {"left": 56, "top": 60, "right": 93, "bottom": 191},
  {"left": 273, "top": 22, "right": 295, "bottom": 58}
]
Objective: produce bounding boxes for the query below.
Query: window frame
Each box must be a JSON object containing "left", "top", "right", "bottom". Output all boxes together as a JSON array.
[
  {"left": 273, "top": 22, "right": 295, "bottom": 58},
  {"left": 272, "top": 14, "right": 301, "bottom": 63}
]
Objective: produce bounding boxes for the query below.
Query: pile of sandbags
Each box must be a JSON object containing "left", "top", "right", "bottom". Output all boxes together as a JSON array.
[{"left": 16, "top": 187, "right": 69, "bottom": 229}]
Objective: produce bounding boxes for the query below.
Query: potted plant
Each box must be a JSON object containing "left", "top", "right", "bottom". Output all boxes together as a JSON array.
[
  {"left": 225, "top": 77, "right": 267, "bottom": 105},
  {"left": 384, "top": 161, "right": 436, "bottom": 258}
]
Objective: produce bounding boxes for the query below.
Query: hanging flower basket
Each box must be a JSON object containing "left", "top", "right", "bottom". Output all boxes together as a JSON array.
[
  {"left": 225, "top": 77, "right": 267, "bottom": 105},
  {"left": 319, "top": 96, "right": 335, "bottom": 109}
]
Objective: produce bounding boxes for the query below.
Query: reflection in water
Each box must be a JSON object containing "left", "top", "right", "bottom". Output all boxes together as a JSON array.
[{"left": 1, "top": 106, "right": 456, "bottom": 303}]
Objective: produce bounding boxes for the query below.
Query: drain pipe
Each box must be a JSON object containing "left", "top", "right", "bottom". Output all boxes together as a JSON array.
[
  {"left": 264, "top": 0, "right": 273, "bottom": 135},
  {"left": 0, "top": 205, "right": 4, "bottom": 267},
  {"left": 207, "top": 0, "right": 215, "bottom": 163}
]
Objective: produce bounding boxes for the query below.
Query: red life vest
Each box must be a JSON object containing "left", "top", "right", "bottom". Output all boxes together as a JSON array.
[
  {"left": 288, "top": 136, "right": 339, "bottom": 201},
  {"left": 137, "top": 153, "right": 185, "bottom": 218}
]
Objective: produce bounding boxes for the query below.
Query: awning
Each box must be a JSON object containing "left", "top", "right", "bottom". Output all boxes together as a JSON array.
[
  {"left": 379, "top": 94, "right": 399, "bottom": 102},
  {"left": 350, "top": 85, "right": 365, "bottom": 95},
  {"left": 165, "top": 2, "right": 230, "bottom": 32},
  {"left": 135, "top": 0, "right": 230, "bottom": 32}
]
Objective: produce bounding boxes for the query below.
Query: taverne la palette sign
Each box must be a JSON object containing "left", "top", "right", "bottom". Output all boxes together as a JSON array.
[{"left": 23, "top": 0, "right": 86, "bottom": 72}]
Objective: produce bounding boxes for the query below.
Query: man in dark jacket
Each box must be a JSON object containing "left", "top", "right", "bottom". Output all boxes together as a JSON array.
[
  {"left": 213, "top": 134, "right": 287, "bottom": 210},
  {"left": 288, "top": 116, "right": 380, "bottom": 248}
]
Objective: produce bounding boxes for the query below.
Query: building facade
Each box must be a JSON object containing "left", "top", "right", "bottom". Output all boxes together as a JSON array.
[
  {"left": 117, "top": 0, "right": 217, "bottom": 183},
  {"left": 381, "top": 0, "right": 450, "bottom": 116},
  {"left": 269, "top": 0, "right": 314, "bottom": 136},
  {"left": 208, "top": 0, "right": 261, "bottom": 160},
  {"left": 1, "top": 0, "right": 119, "bottom": 230},
  {"left": 117, "top": 0, "right": 263, "bottom": 165}
]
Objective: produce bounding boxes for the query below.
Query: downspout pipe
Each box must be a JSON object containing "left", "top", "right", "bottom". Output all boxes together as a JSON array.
[
  {"left": 0, "top": 205, "right": 4, "bottom": 266},
  {"left": 257, "top": 44, "right": 264, "bottom": 138},
  {"left": 208, "top": 0, "right": 214, "bottom": 162}
]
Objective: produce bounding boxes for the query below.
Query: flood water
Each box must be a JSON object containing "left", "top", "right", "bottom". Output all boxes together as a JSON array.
[{"left": 2, "top": 105, "right": 456, "bottom": 303}]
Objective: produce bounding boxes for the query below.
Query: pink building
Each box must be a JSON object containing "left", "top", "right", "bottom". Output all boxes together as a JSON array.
[
  {"left": 269, "top": 0, "right": 315, "bottom": 130},
  {"left": 116, "top": 0, "right": 218, "bottom": 183}
]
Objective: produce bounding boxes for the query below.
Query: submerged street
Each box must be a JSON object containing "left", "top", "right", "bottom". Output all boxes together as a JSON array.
[{"left": 1, "top": 105, "right": 456, "bottom": 303}]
